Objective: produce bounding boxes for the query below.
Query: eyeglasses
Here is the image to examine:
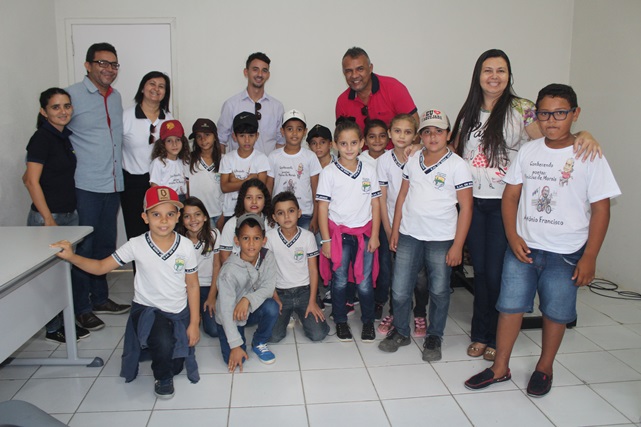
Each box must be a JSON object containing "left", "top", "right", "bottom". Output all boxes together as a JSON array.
[
  {"left": 535, "top": 108, "right": 576, "bottom": 121},
  {"left": 361, "top": 105, "right": 369, "bottom": 117},
  {"left": 255, "top": 102, "right": 262, "bottom": 120},
  {"left": 92, "top": 60, "right": 120, "bottom": 70},
  {"left": 149, "top": 124, "right": 156, "bottom": 145}
]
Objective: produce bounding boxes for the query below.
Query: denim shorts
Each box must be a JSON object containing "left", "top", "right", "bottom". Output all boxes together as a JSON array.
[{"left": 496, "top": 246, "right": 585, "bottom": 324}]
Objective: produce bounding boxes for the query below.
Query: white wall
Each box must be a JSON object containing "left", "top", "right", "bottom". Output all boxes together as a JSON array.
[
  {"left": 571, "top": 0, "right": 641, "bottom": 292},
  {"left": 0, "top": 0, "right": 59, "bottom": 225},
  {"left": 52, "top": 0, "right": 574, "bottom": 135}
]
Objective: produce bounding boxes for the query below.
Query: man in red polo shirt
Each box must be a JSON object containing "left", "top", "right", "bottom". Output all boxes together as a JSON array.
[{"left": 335, "top": 47, "right": 419, "bottom": 149}]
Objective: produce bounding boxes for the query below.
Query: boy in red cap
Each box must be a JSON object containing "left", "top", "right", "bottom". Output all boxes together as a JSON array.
[{"left": 51, "top": 186, "right": 200, "bottom": 399}]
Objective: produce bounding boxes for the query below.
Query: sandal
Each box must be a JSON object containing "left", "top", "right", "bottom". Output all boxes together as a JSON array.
[
  {"left": 483, "top": 347, "right": 496, "bottom": 361},
  {"left": 467, "top": 342, "right": 487, "bottom": 357}
]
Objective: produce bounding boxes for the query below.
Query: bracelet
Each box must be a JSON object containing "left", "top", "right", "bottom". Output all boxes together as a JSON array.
[{"left": 320, "top": 239, "right": 332, "bottom": 244}]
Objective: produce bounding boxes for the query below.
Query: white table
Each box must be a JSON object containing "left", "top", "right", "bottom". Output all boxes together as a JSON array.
[{"left": 0, "top": 226, "right": 103, "bottom": 367}]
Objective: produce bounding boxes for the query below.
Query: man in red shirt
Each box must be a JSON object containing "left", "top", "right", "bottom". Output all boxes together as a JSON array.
[{"left": 335, "top": 47, "right": 419, "bottom": 149}]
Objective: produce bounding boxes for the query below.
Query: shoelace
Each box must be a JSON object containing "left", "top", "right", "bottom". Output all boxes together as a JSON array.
[
  {"left": 255, "top": 343, "right": 270, "bottom": 354},
  {"left": 415, "top": 317, "right": 426, "bottom": 327}
]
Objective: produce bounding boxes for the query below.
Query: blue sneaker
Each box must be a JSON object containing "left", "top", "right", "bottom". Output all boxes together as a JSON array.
[{"left": 252, "top": 343, "right": 276, "bottom": 364}]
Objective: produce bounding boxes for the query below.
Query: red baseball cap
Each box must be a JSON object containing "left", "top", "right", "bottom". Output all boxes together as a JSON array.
[
  {"left": 143, "top": 186, "right": 184, "bottom": 211},
  {"left": 160, "top": 120, "right": 185, "bottom": 141}
]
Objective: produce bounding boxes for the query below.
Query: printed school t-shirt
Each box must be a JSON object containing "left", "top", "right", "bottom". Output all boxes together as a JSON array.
[
  {"left": 265, "top": 227, "right": 319, "bottom": 289},
  {"left": 504, "top": 138, "right": 621, "bottom": 254},
  {"left": 400, "top": 149, "right": 473, "bottom": 241}
]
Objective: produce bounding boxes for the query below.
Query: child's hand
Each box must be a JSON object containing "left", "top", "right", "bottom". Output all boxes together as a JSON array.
[
  {"left": 572, "top": 254, "right": 596, "bottom": 287},
  {"left": 445, "top": 246, "right": 463, "bottom": 267},
  {"left": 507, "top": 235, "right": 532, "bottom": 264},
  {"left": 367, "top": 236, "right": 380, "bottom": 253},
  {"left": 321, "top": 241, "right": 331, "bottom": 259},
  {"left": 233, "top": 297, "right": 250, "bottom": 321},
  {"left": 50, "top": 240, "right": 74, "bottom": 260},
  {"left": 228, "top": 347, "right": 248, "bottom": 373},
  {"left": 274, "top": 295, "right": 283, "bottom": 314},
  {"left": 309, "top": 216, "right": 319, "bottom": 234},
  {"left": 389, "top": 231, "right": 399, "bottom": 252},
  {"left": 186, "top": 323, "right": 200, "bottom": 347},
  {"left": 203, "top": 296, "right": 216, "bottom": 317},
  {"left": 305, "top": 301, "right": 325, "bottom": 322},
  {"left": 404, "top": 143, "right": 422, "bottom": 158}
]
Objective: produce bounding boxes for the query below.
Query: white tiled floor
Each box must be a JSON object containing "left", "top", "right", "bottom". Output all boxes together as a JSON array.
[{"left": 2, "top": 271, "right": 641, "bottom": 427}]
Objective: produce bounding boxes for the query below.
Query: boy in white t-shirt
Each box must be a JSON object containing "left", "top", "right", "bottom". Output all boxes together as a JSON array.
[
  {"left": 465, "top": 84, "right": 620, "bottom": 397},
  {"left": 266, "top": 110, "right": 322, "bottom": 231},
  {"left": 52, "top": 186, "right": 200, "bottom": 400},
  {"left": 378, "top": 109, "right": 473, "bottom": 362},
  {"left": 219, "top": 112, "right": 270, "bottom": 220},
  {"left": 266, "top": 191, "right": 329, "bottom": 342}
]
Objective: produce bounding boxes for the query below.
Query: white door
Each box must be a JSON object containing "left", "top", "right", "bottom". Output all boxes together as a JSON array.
[{"left": 69, "top": 22, "right": 174, "bottom": 111}]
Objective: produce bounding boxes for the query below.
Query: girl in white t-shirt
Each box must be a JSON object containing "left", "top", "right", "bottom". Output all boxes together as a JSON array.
[
  {"left": 187, "top": 118, "right": 224, "bottom": 229},
  {"left": 150, "top": 120, "right": 190, "bottom": 201},
  {"left": 219, "top": 178, "right": 275, "bottom": 264},
  {"left": 177, "top": 197, "right": 221, "bottom": 338}
]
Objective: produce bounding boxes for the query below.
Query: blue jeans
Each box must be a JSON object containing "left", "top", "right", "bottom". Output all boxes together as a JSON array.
[
  {"left": 391, "top": 234, "right": 453, "bottom": 338},
  {"left": 28, "top": 209, "right": 79, "bottom": 332},
  {"left": 216, "top": 298, "right": 279, "bottom": 364},
  {"left": 331, "top": 233, "right": 375, "bottom": 324},
  {"left": 468, "top": 198, "right": 507, "bottom": 348},
  {"left": 199, "top": 287, "right": 218, "bottom": 337},
  {"left": 297, "top": 214, "right": 312, "bottom": 231},
  {"left": 498, "top": 246, "right": 584, "bottom": 324},
  {"left": 374, "top": 224, "right": 392, "bottom": 307},
  {"left": 71, "top": 189, "right": 121, "bottom": 315},
  {"left": 270, "top": 286, "right": 329, "bottom": 342},
  {"left": 27, "top": 209, "right": 79, "bottom": 227}
]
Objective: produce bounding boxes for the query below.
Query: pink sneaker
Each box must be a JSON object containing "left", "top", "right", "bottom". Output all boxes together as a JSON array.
[
  {"left": 377, "top": 315, "right": 394, "bottom": 334},
  {"left": 413, "top": 317, "right": 427, "bottom": 338}
]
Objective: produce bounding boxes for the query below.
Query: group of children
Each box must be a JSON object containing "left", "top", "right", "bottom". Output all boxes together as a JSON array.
[{"left": 52, "top": 83, "right": 620, "bottom": 400}]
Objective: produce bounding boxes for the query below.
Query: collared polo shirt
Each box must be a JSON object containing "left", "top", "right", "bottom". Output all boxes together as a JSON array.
[
  {"left": 218, "top": 89, "right": 285, "bottom": 154},
  {"left": 335, "top": 73, "right": 417, "bottom": 137},
  {"left": 67, "top": 76, "right": 124, "bottom": 193}
]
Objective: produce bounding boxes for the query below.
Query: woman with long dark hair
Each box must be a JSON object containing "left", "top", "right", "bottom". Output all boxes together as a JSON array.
[{"left": 451, "top": 49, "right": 600, "bottom": 361}]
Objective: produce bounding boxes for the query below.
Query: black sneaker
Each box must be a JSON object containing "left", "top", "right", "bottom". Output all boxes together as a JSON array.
[
  {"left": 374, "top": 303, "right": 384, "bottom": 321},
  {"left": 45, "top": 326, "right": 91, "bottom": 343},
  {"left": 526, "top": 370, "right": 553, "bottom": 397},
  {"left": 322, "top": 290, "right": 332, "bottom": 305},
  {"left": 76, "top": 312, "right": 105, "bottom": 331},
  {"left": 346, "top": 303, "right": 355, "bottom": 316},
  {"left": 45, "top": 329, "right": 66, "bottom": 344},
  {"left": 378, "top": 329, "right": 410, "bottom": 352},
  {"left": 93, "top": 299, "right": 131, "bottom": 315},
  {"left": 361, "top": 322, "right": 376, "bottom": 343},
  {"left": 422, "top": 335, "right": 442, "bottom": 362},
  {"left": 75, "top": 326, "right": 91, "bottom": 339},
  {"left": 335, "top": 322, "right": 353, "bottom": 342},
  {"left": 154, "top": 378, "right": 175, "bottom": 399}
]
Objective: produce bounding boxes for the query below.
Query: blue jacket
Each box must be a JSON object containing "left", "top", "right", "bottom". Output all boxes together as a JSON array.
[{"left": 120, "top": 302, "right": 199, "bottom": 383}]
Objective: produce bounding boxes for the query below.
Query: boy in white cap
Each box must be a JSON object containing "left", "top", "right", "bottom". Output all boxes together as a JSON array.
[
  {"left": 51, "top": 186, "right": 200, "bottom": 399},
  {"left": 266, "top": 109, "right": 323, "bottom": 231},
  {"left": 378, "top": 109, "right": 473, "bottom": 362}
]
